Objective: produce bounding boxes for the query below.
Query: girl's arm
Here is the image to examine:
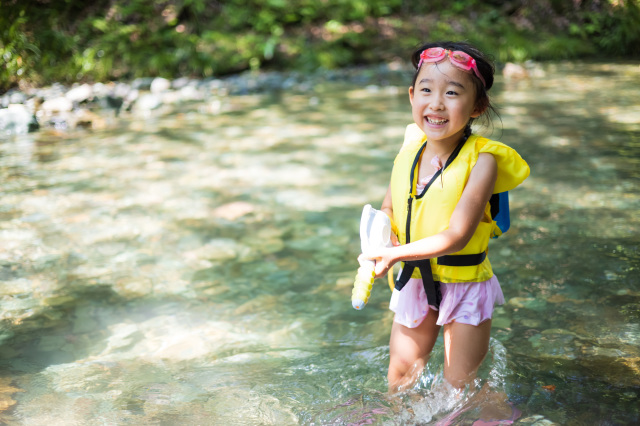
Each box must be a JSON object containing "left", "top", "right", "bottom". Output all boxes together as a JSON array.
[
  {"left": 367, "top": 153, "right": 498, "bottom": 277},
  {"left": 380, "top": 184, "right": 400, "bottom": 246}
]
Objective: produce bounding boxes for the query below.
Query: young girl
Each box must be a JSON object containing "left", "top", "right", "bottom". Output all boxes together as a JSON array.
[{"left": 363, "top": 41, "right": 530, "bottom": 397}]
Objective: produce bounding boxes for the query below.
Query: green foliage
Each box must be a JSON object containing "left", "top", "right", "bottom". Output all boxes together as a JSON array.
[
  {"left": 580, "top": 0, "right": 640, "bottom": 55},
  {"left": 1, "top": 0, "right": 639, "bottom": 92}
]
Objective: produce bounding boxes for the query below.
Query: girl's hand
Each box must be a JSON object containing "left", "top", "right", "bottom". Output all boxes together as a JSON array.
[{"left": 360, "top": 247, "right": 397, "bottom": 279}]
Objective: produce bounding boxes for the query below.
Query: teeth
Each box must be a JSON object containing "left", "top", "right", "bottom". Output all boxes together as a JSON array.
[{"left": 427, "top": 117, "right": 447, "bottom": 125}]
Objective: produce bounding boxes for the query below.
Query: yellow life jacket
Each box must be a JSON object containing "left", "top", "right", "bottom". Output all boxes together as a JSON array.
[{"left": 390, "top": 124, "right": 530, "bottom": 303}]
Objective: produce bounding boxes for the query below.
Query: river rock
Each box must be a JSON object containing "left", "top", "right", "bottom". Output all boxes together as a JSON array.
[
  {"left": 133, "top": 93, "right": 162, "bottom": 112},
  {"left": 74, "top": 108, "right": 106, "bottom": 129},
  {"left": 0, "top": 323, "right": 15, "bottom": 345},
  {"left": 503, "top": 62, "right": 529, "bottom": 80},
  {"left": 491, "top": 316, "right": 512, "bottom": 329},
  {"left": 150, "top": 77, "right": 171, "bottom": 93},
  {"left": 0, "top": 278, "right": 33, "bottom": 296},
  {"left": 0, "top": 104, "right": 39, "bottom": 136},
  {"left": 8, "top": 90, "right": 27, "bottom": 105},
  {"left": 506, "top": 297, "right": 547, "bottom": 311},
  {"left": 97, "top": 95, "right": 124, "bottom": 111},
  {"left": 171, "top": 77, "right": 191, "bottom": 90},
  {"left": 528, "top": 331, "right": 578, "bottom": 360},
  {"left": 0, "top": 377, "right": 22, "bottom": 412},
  {"left": 518, "top": 414, "right": 559, "bottom": 425},
  {"left": 112, "top": 82, "right": 132, "bottom": 98},
  {"left": 101, "top": 323, "right": 141, "bottom": 353},
  {"left": 185, "top": 238, "right": 250, "bottom": 262},
  {"left": 113, "top": 277, "right": 154, "bottom": 298},
  {"left": 66, "top": 84, "right": 93, "bottom": 103},
  {"left": 40, "top": 96, "right": 73, "bottom": 113},
  {"left": 212, "top": 201, "right": 256, "bottom": 221},
  {"left": 179, "top": 85, "right": 204, "bottom": 101},
  {"left": 37, "top": 335, "right": 67, "bottom": 352},
  {"left": 47, "top": 114, "right": 72, "bottom": 130},
  {"left": 131, "top": 77, "right": 154, "bottom": 91}
]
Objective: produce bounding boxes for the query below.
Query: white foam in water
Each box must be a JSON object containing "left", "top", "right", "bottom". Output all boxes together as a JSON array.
[{"left": 390, "top": 338, "right": 510, "bottom": 424}]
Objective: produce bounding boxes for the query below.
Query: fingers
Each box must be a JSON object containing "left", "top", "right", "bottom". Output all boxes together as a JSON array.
[
  {"left": 374, "top": 263, "right": 388, "bottom": 278},
  {"left": 373, "top": 256, "right": 392, "bottom": 278},
  {"left": 360, "top": 248, "right": 396, "bottom": 278},
  {"left": 360, "top": 251, "right": 379, "bottom": 262}
]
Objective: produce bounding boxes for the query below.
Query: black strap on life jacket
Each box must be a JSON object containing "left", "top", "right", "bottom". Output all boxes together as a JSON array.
[
  {"left": 394, "top": 127, "right": 487, "bottom": 307},
  {"left": 489, "top": 193, "right": 500, "bottom": 219}
]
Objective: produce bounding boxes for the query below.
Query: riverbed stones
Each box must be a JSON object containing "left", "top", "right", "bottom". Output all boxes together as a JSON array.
[
  {"left": 0, "top": 377, "right": 22, "bottom": 413},
  {"left": 150, "top": 77, "right": 171, "bottom": 93},
  {"left": 131, "top": 77, "right": 154, "bottom": 91},
  {"left": 212, "top": 201, "right": 256, "bottom": 221},
  {"left": 0, "top": 63, "right": 413, "bottom": 138},
  {"left": 518, "top": 414, "right": 558, "bottom": 425},
  {"left": 65, "top": 83, "right": 93, "bottom": 103},
  {"left": 506, "top": 296, "right": 547, "bottom": 311},
  {"left": 0, "top": 104, "right": 39, "bottom": 136},
  {"left": 114, "top": 276, "right": 154, "bottom": 299},
  {"left": 40, "top": 96, "right": 73, "bottom": 113},
  {"left": 0, "top": 324, "right": 15, "bottom": 346},
  {"left": 185, "top": 238, "right": 251, "bottom": 262},
  {"left": 132, "top": 93, "right": 162, "bottom": 112}
]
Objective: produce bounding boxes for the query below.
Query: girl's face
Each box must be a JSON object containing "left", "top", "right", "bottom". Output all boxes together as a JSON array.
[{"left": 409, "top": 60, "right": 483, "bottom": 147}]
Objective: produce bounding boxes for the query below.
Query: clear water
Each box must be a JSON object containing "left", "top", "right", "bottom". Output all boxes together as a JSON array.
[{"left": 0, "top": 62, "right": 638, "bottom": 425}]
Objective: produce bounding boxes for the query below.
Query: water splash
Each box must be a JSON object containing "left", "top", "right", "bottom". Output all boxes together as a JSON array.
[{"left": 308, "top": 339, "right": 513, "bottom": 425}]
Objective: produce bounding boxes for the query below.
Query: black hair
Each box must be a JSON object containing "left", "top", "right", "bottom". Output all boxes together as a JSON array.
[{"left": 410, "top": 40, "right": 499, "bottom": 131}]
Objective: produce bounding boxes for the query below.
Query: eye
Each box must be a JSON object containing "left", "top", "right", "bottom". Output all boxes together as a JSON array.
[
  {"left": 421, "top": 87, "right": 431, "bottom": 93},
  {"left": 446, "top": 90, "right": 458, "bottom": 96}
]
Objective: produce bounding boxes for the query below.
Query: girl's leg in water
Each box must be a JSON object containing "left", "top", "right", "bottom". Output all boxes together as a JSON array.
[
  {"left": 442, "top": 320, "right": 521, "bottom": 423},
  {"left": 442, "top": 319, "right": 492, "bottom": 389},
  {"left": 388, "top": 308, "right": 441, "bottom": 393}
]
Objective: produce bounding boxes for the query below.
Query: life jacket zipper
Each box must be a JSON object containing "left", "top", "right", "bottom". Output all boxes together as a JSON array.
[{"left": 405, "top": 196, "right": 413, "bottom": 244}]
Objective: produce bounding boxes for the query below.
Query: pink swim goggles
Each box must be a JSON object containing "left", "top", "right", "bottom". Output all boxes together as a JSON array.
[{"left": 418, "top": 47, "right": 486, "bottom": 88}]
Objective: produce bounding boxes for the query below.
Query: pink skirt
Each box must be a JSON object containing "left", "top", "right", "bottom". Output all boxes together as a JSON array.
[{"left": 389, "top": 273, "right": 504, "bottom": 328}]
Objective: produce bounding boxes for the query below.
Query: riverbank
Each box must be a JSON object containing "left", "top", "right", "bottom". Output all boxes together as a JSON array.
[
  {"left": 0, "top": 60, "right": 547, "bottom": 139},
  {"left": 0, "top": 64, "right": 409, "bottom": 138}
]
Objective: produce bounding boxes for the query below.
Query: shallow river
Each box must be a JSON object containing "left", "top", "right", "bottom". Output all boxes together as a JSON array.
[{"left": 1, "top": 62, "right": 639, "bottom": 425}]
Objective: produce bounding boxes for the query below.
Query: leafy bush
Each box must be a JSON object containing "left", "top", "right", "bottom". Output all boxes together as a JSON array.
[{"left": 1, "top": 0, "right": 638, "bottom": 92}]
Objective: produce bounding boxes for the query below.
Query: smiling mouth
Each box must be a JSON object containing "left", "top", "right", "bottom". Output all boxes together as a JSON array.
[{"left": 426, "top": 117, "right": 448, "bottom": 125}]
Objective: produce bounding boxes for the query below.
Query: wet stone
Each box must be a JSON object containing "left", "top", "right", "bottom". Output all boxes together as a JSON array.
[
  {"left": 71, "top": 306, "right": 100, "bottom": 334},
  {"left": 185, "top": 238, "right": 252, "bottom": 262},
  {"left": 212, "top": 201, "right": 256, "bottom": 221},
  {"left": 37, "top": 335, "right": 66, "bottom": 352},
  {"left": 42, "top": 295, "right": 75, "bottom": 307},
  {"left": 528, "top": 332, "right": 578, "bottom": 360},
  {"left": 32, "top": 254, "right": 62, "bottom": 271},
  {"left": 507, "top": 297, "right": 548, "bottom": 311},
  {"left": 2, "top": 296, "right": 41, "bottom": 316},
  {"left": 0, "top": 325, "right": 15, "bottom": 345},
  {"left": 491, "top": 316, "right": 512, "bottom": 329},
  {"left": 113, "top": 277, "right": 154, "bottom": 299},
  {"left": 253, "top": 238, "right": 285, "bottom": 255},
  {"left": 518, "top": 415, "right": 560, "bottom": 425},
  {"left": 0, "top": 278, "right": 33, "bottom": 296}
]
